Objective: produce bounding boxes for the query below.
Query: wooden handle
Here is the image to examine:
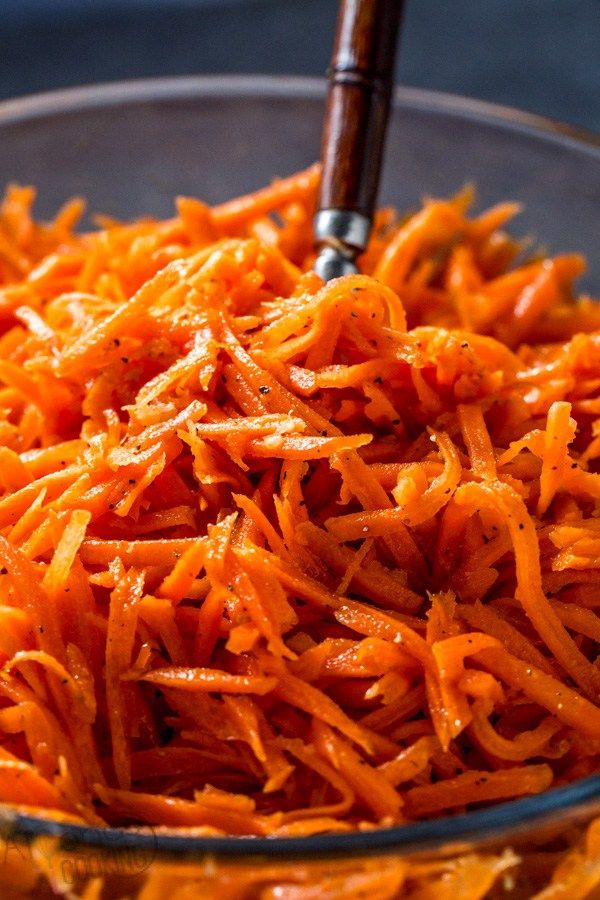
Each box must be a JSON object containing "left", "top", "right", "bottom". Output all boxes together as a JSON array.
[{"left": 318, "top": 0, "right": 404, "bottom": 222}]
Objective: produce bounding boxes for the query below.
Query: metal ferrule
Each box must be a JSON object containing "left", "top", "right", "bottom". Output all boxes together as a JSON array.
[{"left": 314, "top": 208, "right": 371, "bottom": 252}]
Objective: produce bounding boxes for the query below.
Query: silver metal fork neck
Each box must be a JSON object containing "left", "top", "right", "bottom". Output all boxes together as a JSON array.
[{"left": 313, "top": 209, "right": 371, "bottom": 281}]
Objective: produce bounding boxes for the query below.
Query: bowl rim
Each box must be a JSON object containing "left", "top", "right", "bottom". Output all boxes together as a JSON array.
[
  {"left": 0, "top": 73, "right": 599, "bottom": 861},
  {"left": 4, "top": 772, "right": 600, "bottom": 861},
  {"left": 0, "top": 73, "right": 598, "bottom": 156}
]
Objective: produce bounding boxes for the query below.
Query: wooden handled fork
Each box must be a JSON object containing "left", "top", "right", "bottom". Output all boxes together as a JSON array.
[{"left": 314, "top": 0, "right": 405, "bottom": 281}]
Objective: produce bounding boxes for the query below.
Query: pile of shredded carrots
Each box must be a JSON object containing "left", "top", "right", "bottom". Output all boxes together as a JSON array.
[{"left": 1, "top": 165, "right": 600, "bottom": 896}]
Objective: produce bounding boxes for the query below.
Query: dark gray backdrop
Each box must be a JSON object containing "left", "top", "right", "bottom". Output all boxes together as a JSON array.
[{"left": 1, "top": 0, "right": 599, "bottom": 132}]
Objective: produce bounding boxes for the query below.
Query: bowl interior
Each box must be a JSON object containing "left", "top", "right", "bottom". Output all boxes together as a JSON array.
[
  {"left": 0, "top": 76, "right": 599, "bottom": 858},
  {"left": 1, "top": 76, "right": 599, "bottom": 294}
]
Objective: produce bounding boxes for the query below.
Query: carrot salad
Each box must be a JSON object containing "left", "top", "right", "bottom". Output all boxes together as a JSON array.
[{"left": 0, "top": 164, "right": 599, "bottom": 872}]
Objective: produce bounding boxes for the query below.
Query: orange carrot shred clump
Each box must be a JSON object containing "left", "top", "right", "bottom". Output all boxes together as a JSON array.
[{"left": 0, "top": 167, "right": 599, "bottom": 893}]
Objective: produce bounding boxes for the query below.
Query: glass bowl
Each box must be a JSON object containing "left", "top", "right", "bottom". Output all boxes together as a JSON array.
[{"left": 0, "top": 76, "right": 599, "bottom": 898}]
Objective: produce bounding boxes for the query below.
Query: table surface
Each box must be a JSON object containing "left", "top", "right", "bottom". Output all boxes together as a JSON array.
[{"left": 1, "top": 0, "right": 599, "bottom": 133}]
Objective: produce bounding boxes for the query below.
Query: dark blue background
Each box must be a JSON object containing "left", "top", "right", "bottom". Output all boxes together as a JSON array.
[{"left": 1, "top": 0, "right": 599, "bottom": 133}]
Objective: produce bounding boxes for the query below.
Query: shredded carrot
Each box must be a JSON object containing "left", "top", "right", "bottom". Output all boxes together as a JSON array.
[{"left": 1, "top": 169, "right": 600, "bottom": 898}]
